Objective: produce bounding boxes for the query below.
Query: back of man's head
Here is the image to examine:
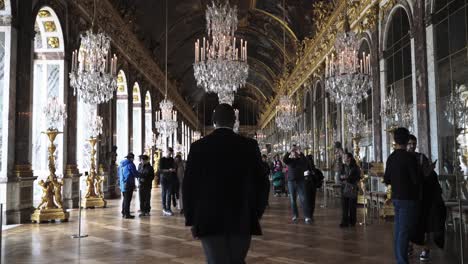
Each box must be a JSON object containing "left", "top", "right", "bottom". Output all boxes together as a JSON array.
[
  {"left": 213, "top": 104, "right": 235, "bottom": 128},
  {"left": 394, "top": 127, "right": 410, "bottom": 146}
]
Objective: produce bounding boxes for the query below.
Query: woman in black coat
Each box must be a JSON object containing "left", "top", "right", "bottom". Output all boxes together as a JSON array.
[{"left": 340, "top": 153, "right": 361, "bottom": 227}]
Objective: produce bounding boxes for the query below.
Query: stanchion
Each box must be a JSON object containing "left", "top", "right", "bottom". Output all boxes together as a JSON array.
[
  {"left": 0, "top": 203, "right": 3, "bottom": 264},
  {"left": 71, "top": 191, "right": 88, "bottom": 239},
  {"left": 359, "top": 188, "right": 370, "bottom": 226}
]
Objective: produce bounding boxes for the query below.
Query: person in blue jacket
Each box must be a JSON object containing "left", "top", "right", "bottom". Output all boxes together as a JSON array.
[{"left": 119, "top": 152, "right": 140, "bottom": 219}]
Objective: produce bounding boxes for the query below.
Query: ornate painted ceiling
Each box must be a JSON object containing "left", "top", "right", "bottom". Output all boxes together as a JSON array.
[{"left": 110, "top": 0, "right": 331, "bottom": 125}]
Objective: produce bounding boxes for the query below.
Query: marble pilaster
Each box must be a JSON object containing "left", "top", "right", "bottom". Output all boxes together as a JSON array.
[
  {"left": 370, "top": 27, "right": 382, "bottom": 162},
  {"left": 63, "top": 164, "right": 81, "bottom": 209}
]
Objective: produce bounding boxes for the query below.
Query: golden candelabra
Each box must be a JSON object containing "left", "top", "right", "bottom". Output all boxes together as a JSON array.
[
  {"left": 152, "top": 150, "right": 161, "bottom": 188},
  {"left": 81, "top": 137, "right": 106, "bottom": 208},
  {"left": 31, "top": 130, "right": 69, "bottom": 223},
  {"left": 380, "top": 127, "right": 397, "bottom": 218}
]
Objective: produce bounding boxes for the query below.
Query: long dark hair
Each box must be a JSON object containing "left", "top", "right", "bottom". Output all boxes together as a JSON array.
[{"left": 345, "top": 152, "right": 357, "bottom": 167}]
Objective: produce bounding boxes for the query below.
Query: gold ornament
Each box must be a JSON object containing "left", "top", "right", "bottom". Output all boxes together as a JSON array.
[
  {"left": 31, "top": 130, "right": 69, "bottom": 223},
  {"left": 81, "top": 137, "right": 107, "bottom": 208}
]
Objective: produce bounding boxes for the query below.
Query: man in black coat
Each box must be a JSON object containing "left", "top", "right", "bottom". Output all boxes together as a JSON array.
[
  {"left": 138, "top": 155, "right": 155, "bottom": 217},
  {"left": 183, "top": 104, "right": 270, "bottom": 264},
  {"left": 159, "top": 147, "right": 176, "bottom": 216}
]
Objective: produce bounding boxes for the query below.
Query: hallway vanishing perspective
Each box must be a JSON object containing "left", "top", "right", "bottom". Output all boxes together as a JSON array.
[{"left": 2, "top": 190, "right": 463, "bottom": 264}]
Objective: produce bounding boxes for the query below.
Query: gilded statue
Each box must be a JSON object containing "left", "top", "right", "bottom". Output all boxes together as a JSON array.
[
  {"left": 95, "top": 176, "right": 104, "bottom": 198},
  {"left": 37, "top": 180, "right": 56, "bottom": 209},
  {"left": 51, "top": 177, "right": 64, "bottom": 208},
  {"left": 85, "top": 173, "right": 96, "bottom": 198}
]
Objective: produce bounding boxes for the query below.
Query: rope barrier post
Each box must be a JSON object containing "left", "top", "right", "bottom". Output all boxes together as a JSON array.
[
  {"left": 72, "top": 191, "right": 88, "bottom": 239},
  {"left": 0, "top": 203, "right": 3, "bottom": 264}
]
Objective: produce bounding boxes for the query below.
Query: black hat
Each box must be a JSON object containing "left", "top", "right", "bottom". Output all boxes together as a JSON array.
[
  {"left": 125, "top": 152, "right": 135, "bottom": 159},
  {"left": 140, "top": 154, "right": 150, "bottom": 161}
]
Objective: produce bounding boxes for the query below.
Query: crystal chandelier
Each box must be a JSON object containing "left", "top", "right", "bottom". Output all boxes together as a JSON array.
[
  {"left": 156, "top": 0, "right": 178, "bottom": 138},
  {"left": 445, "top": 84, "right": 468, "bottom": 129},
  {"left": 43, "top": 97, "right": 67, "bottom": 130},
  {"left": 256, "top": 130, "right": 266, "bottom": 143},
  {"left": 381, "top": 87, "right": 413, "bottom": 131},
  {"left": 233, "top": 108, "right": 240, "bottom": 133},
  {"left": 155, "top": 99, "right": 178, "bottom": 138},
  {"left": 87, "top": 114, "right": 103, "bottom": 138},
  {"left": 194, "top": 0, "right": 248, "bottom": 104},
  {"left": 347, "top": 105, "right": 366, "bottom": 138},
  {"left": 275, "top": 96, "right": 297, "bottom": 132},
  {"left": 69, "top": 0, "right": 117, "bottom": 105},
  {"left": 193, "top": 131, "right": 202, "bottom": 141},
  {"left": 325, "top": 17, "right": 371, "bottom": 107},
  {"left": 218, "top": 91, "right": 235, "bottom": 105}
]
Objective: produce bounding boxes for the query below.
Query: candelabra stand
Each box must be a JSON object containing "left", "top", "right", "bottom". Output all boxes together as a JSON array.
[
  {"left": 31, "top": 130, "right": 69, "bottom": 223},
  {"left": 81, "top": 137, "right": 106, "bottom": 208},
  {"left": 380, "top": 126, "right": 397, "bottom": 218}
]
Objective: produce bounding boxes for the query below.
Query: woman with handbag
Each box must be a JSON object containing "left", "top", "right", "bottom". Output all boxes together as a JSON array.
[{"left": 340, "top": 152, "right": 361, "bottom": 227}]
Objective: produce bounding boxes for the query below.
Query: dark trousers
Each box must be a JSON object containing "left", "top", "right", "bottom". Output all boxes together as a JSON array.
[
  {"left": 139, "top": 183, "right": 152, "bottom": 213},
  {"left": 121, "top": 189, "right": 133, "bottom": 216},
  {"left": 201, "top": 235, "right": 251, "bottom": 264},
  {"left": 393, "top": 199, "right": 418, "bottom": 264},
  {"left": 161, "top": 176, "right": 173, "bottom": 211},
  {"left": 341, "top": 197, "right": 357, "bottom": 225},
  {"left": 305, "top": 179, "right": 317, "bottom": 217},
  {"left": 288, "top": 180, "right": 310, "bottom": 218}
]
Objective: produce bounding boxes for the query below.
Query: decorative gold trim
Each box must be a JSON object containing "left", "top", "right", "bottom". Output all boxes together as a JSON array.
[
  {"left": 43, "top": 21, "right": 57, "bottom": 32},
  {"left": 38, "top": 9, "right": 52, "bottom": 18},
  {"left": 47, "top": 37, "right": 60, "bottom": 49}
]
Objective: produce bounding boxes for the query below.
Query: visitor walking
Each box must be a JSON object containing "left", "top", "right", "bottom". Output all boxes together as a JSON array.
[
  {"left": 305, "top": 155, "right": 323, "bottom": 220},
  {"left": 283, "top": 145, "right": 311, "bottom": 224},
  {"left": 339, "top": 152, "right": 361, "bottom": 227},
  {"left": 183, "top": 104, "right": 270, "bottom": 264},
  {"left": 118, "top": 153, "right": 140, "bottom": 219},
  {"left": 159, "top": 147, "right": 176, "bottom": 216},
  {"left": 384, "top": 127, "right": 422, "bottom": 264},
  {"left": 138, "top": 154, "right": 154, "bottom": 217},
  {"left": 174, "top": 154, "right": 185, "bottom": 213}
]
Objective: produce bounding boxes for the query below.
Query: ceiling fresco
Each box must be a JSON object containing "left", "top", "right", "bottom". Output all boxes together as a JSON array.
[{"left": 109, "top": 0, "right": 326, "bottom": 125}]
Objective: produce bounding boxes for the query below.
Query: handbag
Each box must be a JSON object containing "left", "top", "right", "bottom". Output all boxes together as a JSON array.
[{"left": 342, "top": 182, "right": 358, "bottom": 198}]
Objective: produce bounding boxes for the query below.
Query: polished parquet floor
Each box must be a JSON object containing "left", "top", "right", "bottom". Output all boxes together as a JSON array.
[{"left": 2, "top": 188, "right": 464, "bottom": 264}]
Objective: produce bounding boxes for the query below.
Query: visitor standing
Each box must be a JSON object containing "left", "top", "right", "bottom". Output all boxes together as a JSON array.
[
  {"left": 118, "top": 153, "right": 140, "bottom": 219},
  {"left": 159, "top": 147, "right": 176, "bottom": 216},
  {"left": 183, "top": 104, "right": 270, "bottom": 264},
  {"left": 407, "top": 135, "right": 446, "bottom": 262},
  {"left": 272, "top": 154, "right": 286, "bottom": 196},
  {"left": 138, "top": 154, "right": 154, "bottom": 217},
  {"left": 384, "top": 127, "right": 422, "bottom": 264},
  {"left": 339, "top": 152, "right": 361, "bottom": 227},
  {"left": 283, "top": 145, "right": 311, "bottom": 224},
  {"left": 174, "top": 154, "right": 185, "bottom": 213},
  {"left": 305, "top": 155, "right": 323, "bottom": 221}
]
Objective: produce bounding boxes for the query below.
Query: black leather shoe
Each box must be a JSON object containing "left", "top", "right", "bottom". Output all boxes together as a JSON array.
[
  {"left": 125, "top": 215, "right": 135, "bottom": 219},
  {"left": 339, "top": 223, "right": 349, "bottom": 228}
]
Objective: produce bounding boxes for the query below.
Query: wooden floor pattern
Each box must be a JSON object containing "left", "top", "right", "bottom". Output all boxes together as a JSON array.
[{"left": 2, "top": 189, "right": 464, "bottom": 263}]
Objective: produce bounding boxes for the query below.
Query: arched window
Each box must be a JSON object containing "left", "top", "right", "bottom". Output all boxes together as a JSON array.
[
  {"left": 144, "top": 91, "right": 152, "bottom": 152},
  {"left": 0, "top": 0, "right": 12, "bottom": 176},
  {"left": 116, "top": 70, "right": 129, "bottom": 162},
  {"left": 314, "top": 82, "right": 326, "bottom": 168},
  {"left": 358, "top": 39, "right": 373, "bottom": 163},
  {"left": 32, "top": 7, "right": 65, "bottom": 205},
  {"left": 132, "top": 82, "right": 142, "bottom": 156},
  {"left": 384, "top": 7, "right": 413, "bottom": 154},
  {"left": 433, "top": 0, "right": 468, "bottom": 174}
]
